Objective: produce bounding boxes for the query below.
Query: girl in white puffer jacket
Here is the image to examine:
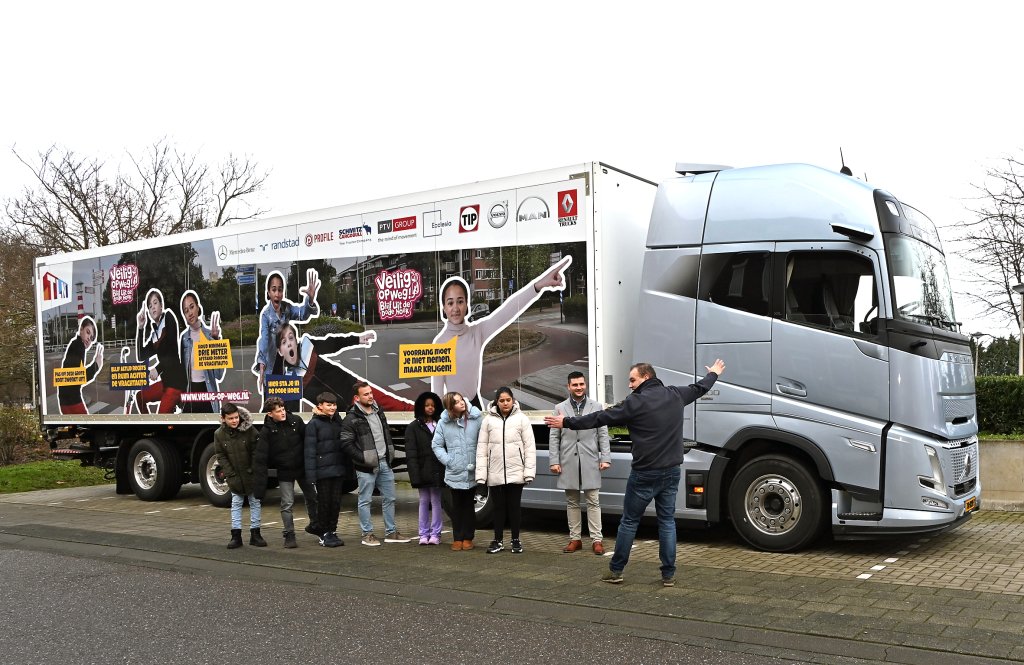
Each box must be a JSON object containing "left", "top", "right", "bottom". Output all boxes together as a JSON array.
[{"left": 476, "top": 387, "right": 536, "bottom": 554}]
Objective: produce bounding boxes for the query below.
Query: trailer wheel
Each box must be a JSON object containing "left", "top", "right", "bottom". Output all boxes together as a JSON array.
[
  {"left": 198, "top": 442, "right": 231, "bottom": 507},
  {"left": 727, "top": 455, "right": 825, "bottom": 552},
  {"left": 127, "top": 438, "right": 183, "bottom": 501},
  {"left": 441, "top": 485, "right": 494, "bottom": 527}
]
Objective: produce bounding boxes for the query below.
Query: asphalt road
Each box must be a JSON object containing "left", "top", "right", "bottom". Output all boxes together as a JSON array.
[{"left": 0, "top": 548, "right": 799, "bottom": 665}]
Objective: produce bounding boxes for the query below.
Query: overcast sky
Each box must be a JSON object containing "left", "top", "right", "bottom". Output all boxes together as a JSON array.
[{"left": 3, "top": 1, "right": 1022, "bottom": 336}]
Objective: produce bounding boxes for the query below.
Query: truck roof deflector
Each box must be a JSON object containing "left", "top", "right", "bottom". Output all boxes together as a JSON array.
[{"left": 674, "top": 163, "right": 732, "bottom": 176}]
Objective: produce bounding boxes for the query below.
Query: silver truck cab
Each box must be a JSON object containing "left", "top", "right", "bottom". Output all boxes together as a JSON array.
[{"left": 622, "top": 162, "right": 978, "bottom": 551}]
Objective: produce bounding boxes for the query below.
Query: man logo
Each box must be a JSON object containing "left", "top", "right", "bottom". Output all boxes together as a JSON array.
[
  {"left": 488, "top": 202, "right": 508, "bottom": 229},
  {"left": 517, "top": 196, "right": 549, "bottom": 223},
  {"left": 557, "top": 189, "right": 578, "bottom": 227},
  {"left": 460, "top": 205, "right": 480, "bottom": 233}
]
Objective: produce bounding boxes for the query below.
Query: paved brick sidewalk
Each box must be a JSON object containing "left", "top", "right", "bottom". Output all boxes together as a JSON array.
[{"left": 2, "top": 484, "right": 1022, "bottom": 663}]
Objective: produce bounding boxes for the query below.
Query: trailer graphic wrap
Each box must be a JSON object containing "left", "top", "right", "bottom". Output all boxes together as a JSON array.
[{"left": 39, "top": 181, "right": 588, "bottom": 416}]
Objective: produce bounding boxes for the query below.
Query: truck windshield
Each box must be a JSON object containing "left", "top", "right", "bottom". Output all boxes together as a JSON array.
[{"left": 886, "top": 233, "right": 958, "bottom": 332}]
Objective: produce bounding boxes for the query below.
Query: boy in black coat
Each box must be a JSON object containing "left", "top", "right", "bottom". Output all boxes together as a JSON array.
[
  {"left": 303, "top": 392, "right": 349, "bottom": 547},
  {"left": 259, "top": 397, "right": 319, "bottom": 548}
]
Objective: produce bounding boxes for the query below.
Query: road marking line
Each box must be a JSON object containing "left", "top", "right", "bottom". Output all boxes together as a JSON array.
[
  {"left": 172, "top": 507, "right": 188, "bottom": 511},
  {"left": 145, "top": 510, "right": 160, "bottom": 514},
  {"left": 47, "top": 502, "right": 62, "bottom": 505},
  {"left": 884, "top": 557, "right": 899, "bottom": 563},
  {"left": 870, "top": 565, "right": 886, "bottom": 571},
  {"left": 857, "top": 573, "right": 872, "bottom": 580},
  {"left": 75, "top": 499, "right": 90, "bottom": 502}
]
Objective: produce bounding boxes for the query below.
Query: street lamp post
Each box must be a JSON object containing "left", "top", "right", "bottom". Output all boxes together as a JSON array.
[
  {"left": 971, "top": 332, "right": 993, "bottom": 376},
  {"left": 1013, "top": 284, "right": 1024, "bottom": 375}
]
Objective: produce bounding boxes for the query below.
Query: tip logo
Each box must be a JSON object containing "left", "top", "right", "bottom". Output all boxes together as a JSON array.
[{"left": 459, "top": 205, "right": 480, "bottom": 233}]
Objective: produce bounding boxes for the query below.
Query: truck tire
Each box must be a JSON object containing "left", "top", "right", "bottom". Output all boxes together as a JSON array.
[
  {"left": 198, "top": 442, "right": 232, "bottom": 508},
  {"left": 441, "top": 485, "right": 494, "bottom": 527},
  {"left": 727, "top": 455, "right": 825, "bottom": 552},
  {"left": 127, "top": 438, "right": 183, "bottom": 501}
]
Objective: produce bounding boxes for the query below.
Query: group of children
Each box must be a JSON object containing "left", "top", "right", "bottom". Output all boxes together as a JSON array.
[{"left": 214, "top": 385, "right": 538, "bottom": 554}]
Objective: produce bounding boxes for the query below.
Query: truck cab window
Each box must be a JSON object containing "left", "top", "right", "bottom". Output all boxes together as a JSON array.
[
  {"left": 699, "top": 251, "right": 771, "bottom": 316},
  {"left": 782, "top": 251, "right": 877, "bottom": 336}
]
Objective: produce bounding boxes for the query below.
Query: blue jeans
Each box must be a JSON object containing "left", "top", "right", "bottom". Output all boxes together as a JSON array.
[
  {"left": 230, "top": 492, "right": 262, "bottom": 530},
  {"left": 610, "top": 466, "right": 681, "bottom": 579},
  {"left": 356, "top": 460, "right": 396, "bottom": 536}
]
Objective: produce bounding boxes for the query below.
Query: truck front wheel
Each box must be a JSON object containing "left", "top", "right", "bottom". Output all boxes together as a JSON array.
[
  {"left": 127, "top": 438, "right": 183, "bottom": 501},
  {"left": 727, "top": 455, "right": 825, "bottom": 552},
  {"left": 198, "top": 442, "right": 232, "bottom": 507}
]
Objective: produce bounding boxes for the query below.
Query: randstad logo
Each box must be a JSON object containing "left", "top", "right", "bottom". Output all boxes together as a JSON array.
[
  {"left": 42, "top": 272, "right": 69, "bottom": 301},
  {"left": 259, "top": 238, "right": 299, "bottom": 251}
]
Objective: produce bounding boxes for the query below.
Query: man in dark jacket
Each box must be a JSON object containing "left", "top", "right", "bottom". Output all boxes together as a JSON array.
[
  {"left": 340, "top": 381, "right": 410, "bottom": 546},
  {"left": 259, "top": 397, "right": 318, "bottom": 548},
  {"left": 546, "top": 359, "right": 725, "bottom": 587},
  {"left": 303, "top": 392, "right": 348, "bottom": 548}
]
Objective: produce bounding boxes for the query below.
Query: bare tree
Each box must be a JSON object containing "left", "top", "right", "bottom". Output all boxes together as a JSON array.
[
  {"left": 4, "top": 138, "right": 270, "bottom": 255},
  {"left": 956, "top": 153, "right": 1024, "bottom": 328},
  {"left": 0, "top": 235, "right": 37, "bottom": 402}
]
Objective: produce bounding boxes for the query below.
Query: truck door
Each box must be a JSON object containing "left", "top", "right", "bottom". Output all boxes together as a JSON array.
[
  {"left": 769, "top": 244, "right": 888, "bottom": 494},
  {"left": 692, "top": 243, "right": 775, "bottom": 445}
]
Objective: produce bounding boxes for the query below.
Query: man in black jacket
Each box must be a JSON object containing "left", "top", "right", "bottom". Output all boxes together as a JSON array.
[
  {"left": 340, "top": 381, "right": 410, "bottom": 546},
  {"left": 546, "top": 359, "right": 725, "bottom": 587},
  {"left": 259, "top": 397, "right": 318, "bottom": 548},
  {"left": 304, "top": 392, "right": 348, "bottom": 548}
]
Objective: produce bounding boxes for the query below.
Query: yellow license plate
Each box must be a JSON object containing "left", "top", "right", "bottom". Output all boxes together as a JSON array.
[{"left": 965, "top": 497, "right": 977, "bottom": 513}]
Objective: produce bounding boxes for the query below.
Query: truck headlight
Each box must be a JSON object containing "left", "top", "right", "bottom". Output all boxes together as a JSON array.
[{"left": 917, "top": 446, "right": 947, "bottom": 497}]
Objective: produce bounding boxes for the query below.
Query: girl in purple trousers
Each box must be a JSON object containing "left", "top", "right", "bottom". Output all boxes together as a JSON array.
[{"left": 405, "top": 391, "right": 444, "bottom": 545}]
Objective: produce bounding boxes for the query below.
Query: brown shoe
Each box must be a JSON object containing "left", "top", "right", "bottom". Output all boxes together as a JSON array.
[
  {"left": 563, "top": 539, "right": 583, "bottom": 553},
  {"left": 592, "top": 541, "right": 605, "bottom": 556},
  {"left": 450, "top": 540, "right": 464, "bottom": 551},
  {"left": 462, "top": 539, "right": 474, "bottom": 550}
]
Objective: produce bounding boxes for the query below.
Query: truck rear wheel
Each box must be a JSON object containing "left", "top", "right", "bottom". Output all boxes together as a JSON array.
[
  {"left": 727, "top": 455, "right": 824, "bottom": 552},
  {"left": 198, "top": 442, "right": 232, "bottom": 507},
  {"left": 441, "top": 485, "right": 494, "bottom": 527},
  {"left": 127, "top": 438, "right": 183, "bottom": 501}
]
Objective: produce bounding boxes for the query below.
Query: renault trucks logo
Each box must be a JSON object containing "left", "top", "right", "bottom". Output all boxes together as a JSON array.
[
  {"left": 460, "top": 205, "right": 480, "bottom": 233},
  {"left": 488, "top": 202, "right": 509, "bottom": 228},
  {"left": 517, "top": 196, "right": 549, "bottom": 223},
  {"left": 305, "top": 231, "right": 335, "bottom": 246},
  {"left": 42, "top": 272, "right": 69, "bottom": 301},
  {"left": 557, "top": 189, "right": 578, "bottom": 227}
]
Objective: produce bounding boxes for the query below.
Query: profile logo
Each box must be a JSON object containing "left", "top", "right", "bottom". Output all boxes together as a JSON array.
[{"left": 460, "top": 205, "right": 480, "bottom": 233}]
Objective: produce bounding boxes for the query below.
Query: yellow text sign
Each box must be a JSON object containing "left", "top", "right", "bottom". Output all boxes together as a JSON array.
[
  {"left": 398, "top": 337, "right": 456, "bottom": 379},
  {"left": 194, "top": 339, "right": 233, "bottom": 370},
  {"left": 53, "top": 366, "right": 87, "bottom": 386},
  {"left": 110, "top": 363, "right": 149, "bottom": 390}
]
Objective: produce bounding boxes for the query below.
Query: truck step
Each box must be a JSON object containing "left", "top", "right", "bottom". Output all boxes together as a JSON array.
[{"left": 51, "top": 449, "right": 92, "bottom": 458}]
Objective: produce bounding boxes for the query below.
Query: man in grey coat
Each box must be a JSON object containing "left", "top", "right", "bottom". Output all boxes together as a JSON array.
[{"left": 549, "top": 371, "right": 611, "bottom": 555}]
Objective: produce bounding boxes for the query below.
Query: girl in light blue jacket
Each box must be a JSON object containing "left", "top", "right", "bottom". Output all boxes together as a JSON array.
[{"left": 432, "top": 392, "right": 483, "bottom": 550}]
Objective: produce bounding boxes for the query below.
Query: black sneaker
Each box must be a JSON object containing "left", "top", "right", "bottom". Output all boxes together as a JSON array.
[
  {"left": 486, "top": 540, "right": 504, "bottom": 554},
  {"left": 510, "top": 539, "right": 524, "bottom": 554},
  {"left": 305, "top": 524, "right": 320, "bottom": 536}
]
